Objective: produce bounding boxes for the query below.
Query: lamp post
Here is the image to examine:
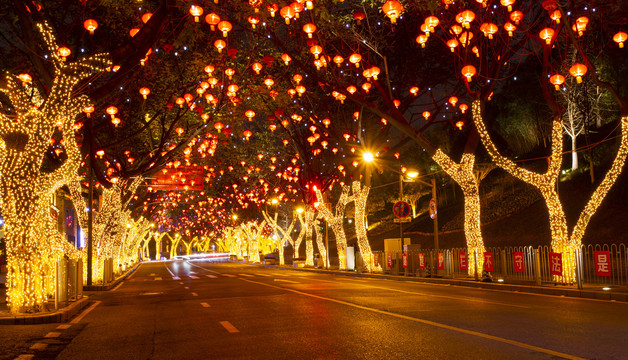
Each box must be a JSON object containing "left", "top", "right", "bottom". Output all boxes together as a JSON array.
[{"left": 399, "top": 170, "right": 419, "bottom": 244}]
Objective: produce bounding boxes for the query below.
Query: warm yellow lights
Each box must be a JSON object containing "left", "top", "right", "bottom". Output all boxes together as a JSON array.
[
  {"left": 0, "top": 21, "right": 111, "bottom": 312},
  {"left": 362, "top": 151, "right": 375, "bottom": 163},
  {"left": 315, "top": 186, "right": 352, "bottom": 270},
  {"left": 473, "top": 99, "right": 628, "bottom": 282},
  {"left": 433, "top": 150, "right": 485, "bottom": 275}
]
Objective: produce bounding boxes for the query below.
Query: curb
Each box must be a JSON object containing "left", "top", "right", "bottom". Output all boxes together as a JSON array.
[
  {"left": 0, "top": 296, "right": 90, "bottom": 325},
  {"left": 83, "top": 262, "right": 141, "bottom": 291},
  {"left": 239, "top": 261, "right": 628, "bottom": 302}
]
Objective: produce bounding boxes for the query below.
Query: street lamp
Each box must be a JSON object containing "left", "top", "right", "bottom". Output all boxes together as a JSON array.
[
  {"left": 398, "top": 170, "right": 419, "bottom": 245},
  {"left": 399, "top": 170, "right": 439, "bottom": 251}
]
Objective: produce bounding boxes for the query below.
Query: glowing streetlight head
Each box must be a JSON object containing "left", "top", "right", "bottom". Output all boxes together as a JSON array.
[
  {"left": 296, "top": 207, "right": 304, "bottom": 214},
  {"left": 362, "top": 151, "right": 374, "bottom": 163},
  {"left": 407, "top": 171, "right": 419, "bottom": 178},
  {"left": 271, "top": 198, "right": 279, "bottom": 205},
  {"left": 232, "top": 214, "right": 238, "bottom": 220}
]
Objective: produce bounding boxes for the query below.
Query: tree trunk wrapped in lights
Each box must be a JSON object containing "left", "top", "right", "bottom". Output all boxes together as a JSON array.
[
  {"left": 313, "top": 219, "right": 327, "bottom": 268},
  {"left": 302, "top": 208, "right": 316, "bottom": 266},
  {"left": 262, "top": 210, "right": 295, "bottom": 265},
  {"left": 314, "top": 185, "right": 352, "bottom": 270},
  {"left": 241, "top": 220, "right": 265, "bottom": 263},
  {"left": 352, "top": 181, "right": 374, "bottom": 272},
  {"left": 432, "top": 150, "right": 485, "bottom": 276},
  {"left": 473, "top": 100, "right": 628, "bottom": 282},
  {"left": 0, "top": 22, "right": 110, "bottom": 312}
]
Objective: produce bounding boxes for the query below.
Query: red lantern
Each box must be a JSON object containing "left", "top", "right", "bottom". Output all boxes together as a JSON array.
[
  {"left": 569, "top": 63, "right": 587, "bottom": 83},
  {"left": 461, "top": 65, "right": 476, "bottom": 82},
  {"left": 83, "top": 19, "right": 98, "bottom": 34},
  {"left": 382, "top": 1, "right": 403, "bottom": 24}
]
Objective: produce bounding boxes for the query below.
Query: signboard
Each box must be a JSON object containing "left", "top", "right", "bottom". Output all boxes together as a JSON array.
[
  {"left": 418, "top": 253, "right": 425, "bottom": 269},
  {"left": 437, "top": 253, "right": 444, "bottom": 270},
  {"left": 374, "top": 254, "right": 379, "bottom": 268},
  {"left": 393, "top": 201, "right": 411, "bottom": 218},
  {"left": 458, "top": 252, "right": 468, "bottom": 270},
  {"left": 402, "top": 253, "right": 408, "bottom": 269},
  {"left": 150, "top": 166, "right": 204, "bottom": 191},
  {"left": 484, "top": 252, "right": 494, "bottom": 272},
  {"left": 513, "top": 251, "right": 525, "bottom": 273},
  {"left": 387, "top": 253, "right": 393, "bottom": 268},
  {"left": 393, "top": 217, "right": 412, "bottom": 223},
  {"left": 429, "top": 199, "right": 437, "bottom": 219},
  {"left": 549, "top": 252, "right": 562, "bottom": 276},
  {"left": 594, "top": 251, "right": 611, "bottom": 277}
]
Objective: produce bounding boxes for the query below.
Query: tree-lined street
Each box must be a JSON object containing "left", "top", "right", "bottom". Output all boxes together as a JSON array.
[{"left": 2, "top": 260, "right": 627, "bottom": 359}]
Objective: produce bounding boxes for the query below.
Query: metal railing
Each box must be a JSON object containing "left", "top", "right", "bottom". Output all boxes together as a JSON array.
[{"left": 374, "top": 243, "right": 628, "bottom": 288}]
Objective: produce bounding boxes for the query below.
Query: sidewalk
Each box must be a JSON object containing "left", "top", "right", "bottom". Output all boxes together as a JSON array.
[
  {"left": 0, "top": 262, "right": 140, "bottom": 324},
  {"left": 247, "top": 262, "right": 628, "bottom": 302}
]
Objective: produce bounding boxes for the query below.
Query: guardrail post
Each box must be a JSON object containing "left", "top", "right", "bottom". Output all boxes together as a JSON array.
[
  {"left": 534, "top": 248, "right": 542, "bottom": 286},
  {"left": 474, "top": 250, "right": 479, "bottom": 281}
]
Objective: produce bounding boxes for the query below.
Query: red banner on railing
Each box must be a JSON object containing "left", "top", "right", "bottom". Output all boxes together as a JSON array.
[
  {"left": 459, "top": 252, "right": 467, "bottom": 270},
  {"left": 418, "top": 253, "right": 425, "bottom": 269},
  {"left": 387, "top": 253, "right": 393, "bottom": 268},
  {"left": 484, "top": 252, "right": 494, "bottom": 272},
  {"left": 402, "top": 253, "right": 408, "bottom": 269},
  {"left": 594, "top": 251, "right": 611, "bottom": 277},
  {"left": 513, "top": 251, "right": 525, "bottom": 273},
  {"left": 374, "top": 254, "right": 379, "bottom": 268},
  {"left": 549, "top": 252, "right": 562, "bottom": 276},
  {"left": 438, "top": 253, "right": 444, "bottom": 270}
]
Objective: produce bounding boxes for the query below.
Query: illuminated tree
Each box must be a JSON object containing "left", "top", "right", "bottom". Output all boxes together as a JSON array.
[
  {"left": 314, "top": 185, "right": 352, "bottom": 270},
  {"left": 0, "top": 21, "right": 111, "bottom": 312},
  {"left": 262, "top": 209, "right": 295, "bottom": 265}
]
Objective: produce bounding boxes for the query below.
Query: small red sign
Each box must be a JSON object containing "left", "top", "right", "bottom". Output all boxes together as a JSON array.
[
  {"left": 459, "top": 252, "right": 468, "bottom": 270},
  {"left": 387, "top": 253, "right": 393, "bottom": 268},
  {"left": 393, "top": 201, "right": 411, "bottom": 218},
  {"left": 438, "top": 253, "right": 444, "bottom": 270},
  {"left": 484, "top": 252, "right": 494, "bottom": 272},
  {"left": 594, "top": 251, "right": 611, "bottom": 277},
  {"left": 513, "top": 251, "right": 525, "bottom": 273},
  {"left": 374, "top": 254, "right": 379, "bottom": 268},
  {"left": 418, "top": 253, "right": 425, "bottom": 269},
  {"left": 550, "top": 252, "right": 562, "bottom": 276},
  {"left": 402, "top": 253, "right": 408, "bottom": 268}
]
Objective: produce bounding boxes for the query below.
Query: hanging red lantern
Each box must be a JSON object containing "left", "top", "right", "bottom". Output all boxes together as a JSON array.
[
  {"left": 382, "top": 1, "right": 403, "bottom": 24},
  {"left": 83, "top": 19, "right": 98, "bottom": 34},
  {"left": 569, "top": 63, "right": 587, "bottom": 83}
]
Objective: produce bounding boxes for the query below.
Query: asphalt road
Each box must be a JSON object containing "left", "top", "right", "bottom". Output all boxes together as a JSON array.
[{"left": 2, "top": 260, "right": 628, "bottom": 360}]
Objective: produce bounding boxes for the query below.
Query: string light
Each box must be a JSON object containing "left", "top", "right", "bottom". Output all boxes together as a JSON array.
[
  {"left": 0, "top": 21, "right": 111, "bottom": 312},
  {"left": 433, "top": 150, "right": 485, "bottom": 275},
  {"left": 315, "top": 186, "right": 352, "bottom": 270}
]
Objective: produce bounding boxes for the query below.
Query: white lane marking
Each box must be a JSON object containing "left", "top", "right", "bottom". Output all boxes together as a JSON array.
[
  {"left": 256, "top": 274, "right": 272, "bottom": 277},
  {"left": 149, "top": 273, "right": 156, "bottom": 276},
  {"left": 44, "top": 332, "right": 61, "bottom": 338},
  {"left": 14, "top": 355, "right": 34, "bottom": 360},
  {"left": 240, "top": 278, "right": 585, "bottom": 360},
  {"left": 184, "top": 286, "right": 190, "bottom": 290},
  {"left": 238, "top": 273, "right": 254, "bottom": 277},
  {"left": 191, "top": 292, "right": 198, "bottom": 297},
  {"left": 201, "top": 302, "right": 211, "bottom": 308},
  {"left": 71, "top": 301, "right": 101, "bottom": 324},
  {"left": 154, "top": 277, "right": 162, "bottom": 281},
  {"left": 179, "top": 282, "right": 184, "bottom": 285},
  {"left": 111, "top": 282, "right": 124, "bottom": 292},
  {"left": 186, "top": 261, "right": 221, "bottom": 274},
  {"left": 165, "top": 266, "right": 176, "bottom": 277},
  {"left": 172, "top": 276, "right": 181, "bottom": 280},
  {"left": 190, "top": 271, "right": 197, "bottom": 274},
  {"left": 190, "top": 275, "right": 199, "bottom": 279},
  {"left": 222, "top": 274, "right": 237, "bottom": 278},
  {"left": 30, "top": 343, "right": 47, "bottom": 350},
  {"left": 56, "top": 324, "right": 72, "bottom": 330},
  {"left": 140, "top": 292, "right": 162, "bottom": 296},
  {"left": 220, "top": 321, "right": 239, "bottom": 333},
  {"left": 206, "top": 274, "right": 217, "bottom": 278},
  {"left": 274, "top": 279, "right": 299, "bottom": 284}
]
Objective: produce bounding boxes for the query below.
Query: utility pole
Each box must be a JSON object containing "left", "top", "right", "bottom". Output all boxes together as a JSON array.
[
  {"left": 86, "top": 119, "right": 94, "bottom": 286},
  {"left": 432, "top": 177, "right": 439, "bottom": 251},
  {"left": 399, "top": 174, "right": 404, "bottom": 243}
]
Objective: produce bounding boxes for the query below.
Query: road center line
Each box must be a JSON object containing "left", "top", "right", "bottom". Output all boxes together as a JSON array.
[
  {"left": 164, "top": 265, "right": 176, "bottom": 277},
  {"left": 274, "top": 279, "right": 299, "bottom": 284},
  {"left": 201, "top": 302, "right": 211, "bottom": 308},
  {"left": 239, "top": 278, "right": 585, "bottom": 360},
  {"left": 71, "top": 300, "right": 102, "bottom": 324},
  {"left": 360, "top": 284, "right": 528, "bottom": 309},
  {"left": 219, "top": 321, "right": 239, "bottom": 333}
]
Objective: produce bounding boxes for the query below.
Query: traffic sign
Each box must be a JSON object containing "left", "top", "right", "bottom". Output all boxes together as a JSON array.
[
  {"left": 393, "top": 201, "right": 411, "bottom": 218},
  {"left": 393, "top": 217, "right": 411, "bottom": 223}
]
